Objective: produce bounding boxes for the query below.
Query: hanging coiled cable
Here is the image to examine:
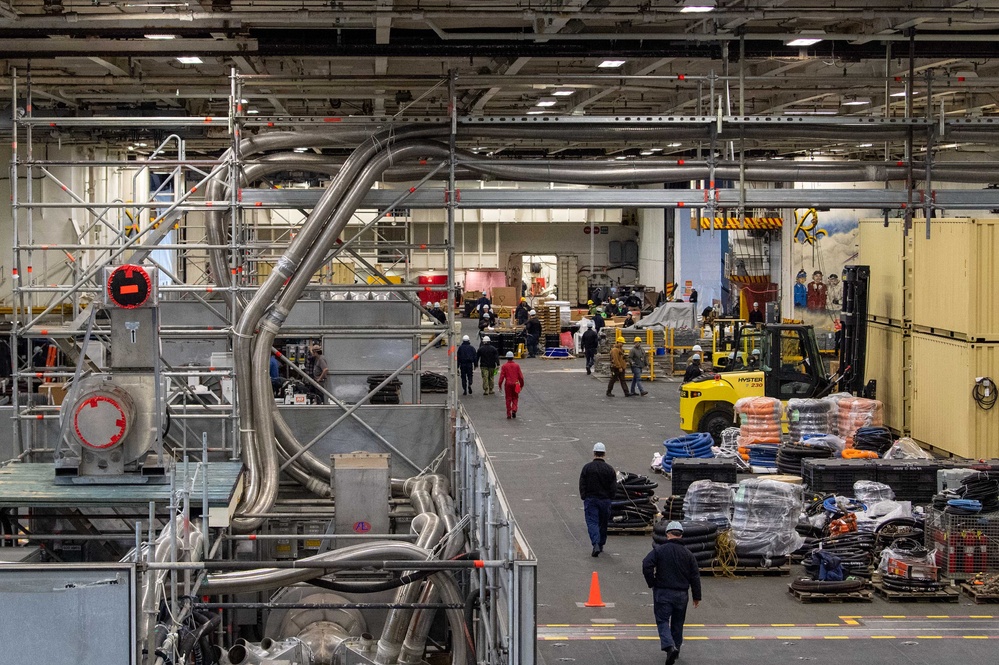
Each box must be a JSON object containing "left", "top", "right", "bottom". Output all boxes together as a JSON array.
[
  {"left": 853, "top": 427, "right": 894, "bottom": 456},
  {"left": 973, "top": 377, "right": 998, "bottom": 410}
]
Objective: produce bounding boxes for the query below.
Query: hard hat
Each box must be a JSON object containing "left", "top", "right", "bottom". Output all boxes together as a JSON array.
[
  {"left": 521, "top": 297, "right": 526, "bottom": 301},
  {"left": 753, "top": 302, "right": 759, "bottom": 307},
  {"left": 482, "top": 335, "right": 491, "bottom": 342},
  {"left": 691, "top": 353, "right": 701, "bottom": 361},
  {"left": 529, "top": 309, "right": 536, "bottom": 315},
  {"left": 593, "top": 442, "right": 606, "bottom": 453},
  {"left": 665, "top": 521, "right": 685, "bottom": 534},
  {"left": 506, "top": 351, "right": 514, "bottom": 359},
  {"left": 611, "top": 298, "right": 617, "bottom": 303},
  {"left": 633, "top": 336, "right": 642, "bottom": 343},
  {"left": 483, "top": 305, "right": 490, "bottom": 310},
  {"left": 433, "top": 301, "right": 439, "bottom": 307},
  {"left": 692, "top": 344, "right": 702, "bottom": 353},
  {"left": 462, "top": 335, "right": 470, "bottom": 342},
  {"left": 587, "top": 320, "right": 594, "bottom": 328},
  {"left": 751, "top": 348, "right": 761, "bottom": 356},
  {"left": 587, "top": 299, "right": 594, "bottom": 304}
]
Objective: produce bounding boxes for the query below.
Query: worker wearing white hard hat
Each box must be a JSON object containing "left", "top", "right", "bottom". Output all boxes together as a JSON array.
[
  {"left": 749, "top": 300, "right": 764, "bottom": 325},
  {"left": 581, "top": 316, "right": 599, "bottom": 374},
  {"left": 476, "top": 335, "right": 499, "bottom": 395},
  {"left": 683, "top": 352, "right": 704, "bottom": 384},
  {"left": 456, "top": 333, "right": 477, "bottom": 395},
  {"left": 525, "top": 308, "right": 542, "bottom": 358},
  {"left": 579, "top": 442, "right": 616, "bottom": 557}
]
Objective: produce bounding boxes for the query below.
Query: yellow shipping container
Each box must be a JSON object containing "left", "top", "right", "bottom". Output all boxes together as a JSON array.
[
  {"left": 859, "top": 218, "right": 908, "bottom": 324},
  {"left": 866, "top": 322, "right": 906, "bottom": 432},
  {"left": 912, "top": 218, "right": 999, "bottom": 340},
  {"left": 911, "top": 332, "right": 999, "bottom": 459}
]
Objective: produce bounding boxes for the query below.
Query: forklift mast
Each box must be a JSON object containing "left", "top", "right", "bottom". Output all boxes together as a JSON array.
[{"left": 837, "top": 264, "right": 871, "bottom": 396}]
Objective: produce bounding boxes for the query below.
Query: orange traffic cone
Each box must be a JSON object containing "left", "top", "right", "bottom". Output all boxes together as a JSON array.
[{"left": 583, "top": 571, "right": 606, "bottom": 608}]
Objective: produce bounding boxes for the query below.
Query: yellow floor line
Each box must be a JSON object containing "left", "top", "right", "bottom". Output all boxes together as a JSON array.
[
  {"left": 775, "top": 636, "right": 802, "bottom": 640},
  {"left": 970, "top": 616, "right": 995, "bottom": 619},
  {"left": 729, "top": 636, "right": 755, "bottom": 640},
  {"left": 823, "top": 636, "right": 850, "bottom": 640},
  {"left": 590, "top": 636, "right": 615, "bottom": 640},
  {"left": 771, "top": 623, "right": 795, "bottom": 627},
  {"left": 963, "top": 636, "right": 990, "bottom": 639},
  {"left": 685, "top": 636, "right": 709, "bottom": 641}
]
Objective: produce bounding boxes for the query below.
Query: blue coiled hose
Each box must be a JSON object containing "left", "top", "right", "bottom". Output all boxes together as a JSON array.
[
  {"left": 747, "top": 444, "right": 779, "bottom": 467},
  {"left": 662, "top": 432, "right": 714, "bottom": 472}
]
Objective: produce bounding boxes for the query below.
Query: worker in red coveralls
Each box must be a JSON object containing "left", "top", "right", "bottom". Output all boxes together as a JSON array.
[{"left": 498, "top": 351, "right": 526, "bottom": 419}]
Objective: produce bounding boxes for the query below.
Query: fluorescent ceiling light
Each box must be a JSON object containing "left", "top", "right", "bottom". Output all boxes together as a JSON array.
[
  {"left": 535, "top": 98, "right": 558, "bottom": 107},
  {"left": 176, "top": 56, "right": 202, "bottom": 64},
  {"left": 667, "top": 142, "right": 682, "bottom": 147},
  {"left": 552, "top": 89, "right": 576, "bottom": 96},
  {"left": 857, "top": 143, "right": 873, "bottom": 148},
  {"left": 527, "top": 110, "right": 548, "bottom": 115},
  {"left": 247, "top": 109, "right": 259, "bottom": 114},
  {"left": 144, "top": 34, "right": 177, "bottom": 40},
  {"left": 841, "top": 98, "right": 871, "bottom": 106},
  {"left": 786, "top": 37, "right": 823, "bottom": 46},
  {"left": 598, "top": 59, "right": 626, "bottom": 68},
  {"left": 681, "top": 5, "right": 715, "bottom": 12},
  {"left": 640, "top": 150, "right": 655, "bottom": 155},
  {"left": 650, "top": 147, "right": 664, "bottom": 152},
  {"left": 890, "top": 90, "right": 918, "bottom": 97},
  {"left": 293, "top": 147, "right": 308, "bottom": 153},
  {"left": 614, "top": 155, "right": 628, "bottom": 160}
]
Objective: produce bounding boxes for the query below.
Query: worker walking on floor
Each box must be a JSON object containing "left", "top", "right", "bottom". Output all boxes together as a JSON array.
[
  {"left": 524, "top": 309, "right": 542, "bottom": 358},
  {"left": 498, "top": 351, "right": 525, "bottom": 419},
  {"left": 607, "top": 339, "right": 631, "bottom": 396},
  {"left": 629, "top": 336, "right": 650, "bottom": 397},
  {"left": 642, "top": 521, "right": 702, "bottom": 665},
  {"left": 581, "top": 320, "right": 599, "bottom": 375},
  {"left": 579, "top": 442, "right": 617, "bottom": 557},
  {"left": 456, "top": 335, "right": 477, "bottom": 396},
  {"left": 476, "top": 335, "right": 500, "bottom": 395}
]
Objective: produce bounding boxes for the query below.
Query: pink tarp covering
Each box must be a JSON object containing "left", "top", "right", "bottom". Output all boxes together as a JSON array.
[{"left": 462, "top": 269, "right": 507, "bottom": 296}]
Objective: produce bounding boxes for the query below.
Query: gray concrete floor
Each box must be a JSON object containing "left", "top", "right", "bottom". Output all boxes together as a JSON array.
[{"left": 425, "top": 321, "right": 999, "bottom": 664}]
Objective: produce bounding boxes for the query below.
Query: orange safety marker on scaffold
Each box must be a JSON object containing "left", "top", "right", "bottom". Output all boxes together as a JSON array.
[{"left": 583, "top": 571, "right": 606, "bottom": 608}]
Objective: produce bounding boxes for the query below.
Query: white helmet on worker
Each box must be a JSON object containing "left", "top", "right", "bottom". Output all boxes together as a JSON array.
[
  {"left": 506, "top": 351, "right": 514, "bottom": 359},
  {"left": 483, "top": 305, "right": 490, "bottom": 310},
  {"left": 529, "top": 309, "right": 536, "bottom": 316},
  {"left": 482, "top": 336, "right": 490, "bottom": 342},
  {"left": 692, "top": 344, "right": 702, "bottom": 353},
  {"left": 753, "top": 301, "right": 759, "bottom": 307},
  {"left": 691, "top": 353, "right": 701, "bottom": 361},
  {"left": 462, "top": 335, "right": 470, "bottom": 342},
  {"left": 593, "top": 442, "right": 606, "bottom": 453},
  {"left": 666, "top": 521, "right": 685, "bottom": 534}
]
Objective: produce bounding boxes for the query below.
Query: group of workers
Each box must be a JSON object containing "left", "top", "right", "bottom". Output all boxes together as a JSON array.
[
  {"left": 456, "top": 334, "right": 525, "bottom": 418},
  {"left": 579, "top": 442, "right": 701, "bottom": 664},
  {"left": 682, "top": 343, "right": 763, "bottom": 385}
]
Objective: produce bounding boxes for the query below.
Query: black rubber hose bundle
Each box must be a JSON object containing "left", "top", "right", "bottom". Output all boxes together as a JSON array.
[
  {"left": 610, "top": 472, "right": 660, "bottom": 529},
  {"left": 790, "top": 578, "right": 866, "bottom": 594},
  {"left": 852, "top": 426, "right": 894, "bottom": 456},
  {"left": 933, "top": 472, "right": 999, "bottom": 513},
  {"left": 786, "top": 399, "right": 834, "bottom": 441},
  {"left": 776, "top": 443, "right": 834, "bottom": 476},
  {"left": 661, "top": 495, "right": 685, "bottom": 521}
]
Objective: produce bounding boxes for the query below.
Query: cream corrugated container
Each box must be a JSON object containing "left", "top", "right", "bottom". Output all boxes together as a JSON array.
[
  {"left": 859, "top": 218, "right": 907, "bottom": 324},
  {"left": 912, "top": 218, "right": 999, "bottom": 340},
  {"left": 911, "top": 332, "right": 999, "bottom": 459},
  {"left": 866, "top": 322, "right": 906, "bottom": 431}
]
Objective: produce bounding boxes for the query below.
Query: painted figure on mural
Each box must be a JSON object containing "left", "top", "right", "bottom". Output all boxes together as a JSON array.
[
  {"left": 806, "top": 270, "right": 827, "bottom": 311},
  {"left": 826, "top": 273, "right": 843, "bottom": 312},
  {"left": 793, "top": 270, "right": 808, "bottom": 308}
]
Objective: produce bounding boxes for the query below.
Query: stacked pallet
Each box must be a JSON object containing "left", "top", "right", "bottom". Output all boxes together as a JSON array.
[{"left": 366, "top": 375, "right": 402, "bottom": 404}]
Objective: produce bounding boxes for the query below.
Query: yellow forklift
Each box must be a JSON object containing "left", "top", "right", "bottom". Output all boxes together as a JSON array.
[{"left": 680, "top": 265, "right": 872, "bottom": 442}]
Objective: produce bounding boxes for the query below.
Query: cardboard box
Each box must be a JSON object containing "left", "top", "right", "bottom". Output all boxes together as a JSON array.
[
  {"left": 491, "top": 286, "right": 518, "bottom": 308},
  {"left": 886, "top": 557, "right": 938, "bottom": 581}
]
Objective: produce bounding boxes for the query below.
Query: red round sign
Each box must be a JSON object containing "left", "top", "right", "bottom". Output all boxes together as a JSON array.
[{"left": 352, "top": 521, "right": 372, "bottom": 533}]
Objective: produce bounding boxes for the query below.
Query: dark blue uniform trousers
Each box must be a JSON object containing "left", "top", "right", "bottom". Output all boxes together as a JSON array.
[{"left": 652, "top": 587, "right": 689, "bottom": 652}]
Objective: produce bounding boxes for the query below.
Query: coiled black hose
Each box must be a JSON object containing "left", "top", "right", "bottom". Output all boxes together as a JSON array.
[
  {"left": 853, "top": 427, "right": 894, "bottom": 455},
  {"left": 933, "top": 472, "right": 999, "bottom": 513},
  {"left": 790, "top": 578, "right": 866, "bottom": 593},
  {"left": 610, "top": 472, "right": 660, "bottom": 529},
  {"left": 776, "top": 443, "right": 834, "bottom": 475}
]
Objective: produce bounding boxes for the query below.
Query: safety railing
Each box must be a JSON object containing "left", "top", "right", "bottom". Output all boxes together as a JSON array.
[{"left": 454, "top": 404, "right": 537, "bottom": 665}]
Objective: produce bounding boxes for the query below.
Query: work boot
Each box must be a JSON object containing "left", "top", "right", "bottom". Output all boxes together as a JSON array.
[
  {"left": 586, "top": 368, "right": 591, "bottom": 375},
  {"left": 591, "top": 547, "right": 600, "bottom": 557},
  {"left": 606, "top": 392, "right": 613, "bottom": 397},
  {"left": 641, "top": 390, "right": 649, "bottom": 396},
  {"left": 512, "top": 411, "right": 517, "bottom": 418},
  {"left": 665, "top": 647, "right": 678, "bottom": 665}
]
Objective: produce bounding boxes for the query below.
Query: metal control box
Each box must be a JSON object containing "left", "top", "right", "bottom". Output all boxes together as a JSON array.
[{"left": 331, "top": 452, "right": 390, "bottom": 535}]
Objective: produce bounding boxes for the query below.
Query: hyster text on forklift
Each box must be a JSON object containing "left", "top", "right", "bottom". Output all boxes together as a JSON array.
[{"left": 679, "top": 265, "right": 874, "bottom": 442}]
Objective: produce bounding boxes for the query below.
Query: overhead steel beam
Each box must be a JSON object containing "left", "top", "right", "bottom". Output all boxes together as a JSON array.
[{"left": 0, "top": 38, "right": 257, "bottom": 57}]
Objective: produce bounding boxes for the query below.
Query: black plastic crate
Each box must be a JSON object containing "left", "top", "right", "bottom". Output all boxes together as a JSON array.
[
  {"left": 875, "top": 460, "right": 943, "bottom": 503},
  {"left": 802, "top": 458, "right": 879, "bottom": 495},
  {"left": 670, "top": 458, "right": 739, "bottom": 497}
]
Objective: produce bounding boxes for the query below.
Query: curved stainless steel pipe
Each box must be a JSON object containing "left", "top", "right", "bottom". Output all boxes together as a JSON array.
[{"left": 200, "top": 541, "right": 434, "bottom": 595}]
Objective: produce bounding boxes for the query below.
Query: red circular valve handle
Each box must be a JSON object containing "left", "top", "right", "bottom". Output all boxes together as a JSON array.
[
  {"left": 74, "top": 395, "right": 128, "bottom": 450},
  {"left": 107, "top": 264, "right": 152, "bottom": 308}
]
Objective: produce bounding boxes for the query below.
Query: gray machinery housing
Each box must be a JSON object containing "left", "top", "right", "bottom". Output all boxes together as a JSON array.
[{"left": 54, "top": 264, "right": 169, "bottom": 484}]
